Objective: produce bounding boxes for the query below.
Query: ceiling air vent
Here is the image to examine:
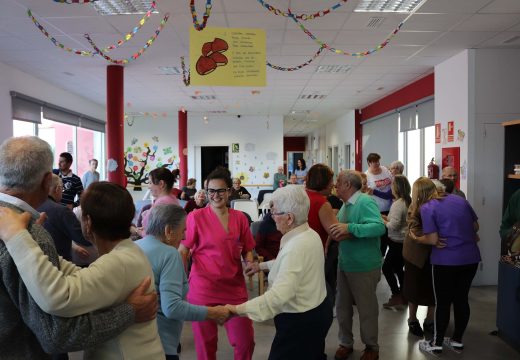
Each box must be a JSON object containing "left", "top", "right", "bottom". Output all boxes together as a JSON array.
[
  {"left": 503, "top": 35, "right": 520, "bottom": 45},
  {"left": 299, "top": 94, "right": 327, "bottom": 100},
  {"left": 191, "top": 95, "right": 217, "bottom": 100},
  {"left": 158, "top": 66, "right": 182, "bottom": 75},
  {"left": 208, "top": 110, "right": 227, "bottom": 114},
  {"left": 315, "top": 65, "right": 351, "bottom": 74},
  {"left": 366, "top": 17, "right": 386, "bottom": 28},
  {"left": 91, "top": 0, "right": 158, "bottom": 15}
]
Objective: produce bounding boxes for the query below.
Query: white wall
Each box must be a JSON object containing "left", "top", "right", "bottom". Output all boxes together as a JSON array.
[
  {"left": 0, "top": 62, "right": 105, "bottom": 144},
  {"left": 325, "top": 111, "right": 356, "bottom": 172},
  {"left": 188, "top": 114, "right": 284, "bottom": 199},
  {"left": 435, "top": 49, "right": 520, "bottom": 285}
]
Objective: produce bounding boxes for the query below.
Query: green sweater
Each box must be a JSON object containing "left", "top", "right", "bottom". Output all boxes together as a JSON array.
[
  {"left": 500, "top": 188, "right": 520, "bottom": 240},
  {"left": 337, "top": 191, "right": 385, "bottom": 272}
]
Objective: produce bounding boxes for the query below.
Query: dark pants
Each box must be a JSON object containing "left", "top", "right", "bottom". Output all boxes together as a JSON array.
[
  {"left": 380, "top": 211, "right": 389, "bottom": 257},
  {"left": 269, "top": 299, "right": 332, "bottom": 360},
  {"left": 165, "top": 355, "right": 179, "bottom": 360},
  {"left": 325, "top": 241, "right": 339, "bottom": 306},
  {"left": 382, "top": 241, "right": 404, "bottom": 295},
  {"left": 432, "top": 263, "right": 478, "bottom": 346},
  {"left": 51, "top": 354, "right": 68, "bottom": 360}
]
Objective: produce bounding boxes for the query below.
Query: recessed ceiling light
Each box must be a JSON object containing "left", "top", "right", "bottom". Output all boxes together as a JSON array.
[
  {"left": 158, "top": 66, "right": 182, "bottom": 75},
  {"left": 355, "top": 0, "right": 422, "bottom": 13},
  {"left": 91, "top": 0, "right": 158, "bottom": 16}
]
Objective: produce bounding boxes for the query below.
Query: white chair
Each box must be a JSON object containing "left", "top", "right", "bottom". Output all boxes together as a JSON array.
[
  {"left": 258, "top": 192, "right": 273, "bottom": 209},
  {"left": 232, "top": 199, "right": 259, "bottom": 221}
]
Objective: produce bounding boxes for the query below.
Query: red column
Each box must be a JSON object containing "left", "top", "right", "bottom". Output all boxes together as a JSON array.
[
  {"left": 106, "top": 65, "right": 125, "bottom": 185},
  {"left": 178, "top": 110, "right": 188, "bottom": 187},
  {"left": 355, "top": 109, "right": 362, "bottom": 171}
]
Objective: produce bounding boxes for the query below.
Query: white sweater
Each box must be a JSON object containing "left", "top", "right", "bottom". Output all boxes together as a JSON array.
[{"left": 6, "top": 232, "right": 164, "bottom": 360}]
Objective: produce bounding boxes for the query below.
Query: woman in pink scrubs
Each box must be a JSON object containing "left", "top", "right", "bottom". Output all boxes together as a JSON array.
[{"left": 180, "top": 167, "right": 255, "bottom": 360}]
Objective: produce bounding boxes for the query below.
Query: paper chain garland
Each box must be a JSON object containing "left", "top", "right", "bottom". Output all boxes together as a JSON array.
[
  {"left": 190, "top": 0, "right": 213, "bottom": 31},
  {"left": 267, "top": 45, "right": 325, "bottom": 71},
  {"left": 180, "top": 57, "right": 191, "bottom": 86},
  {"left": 85, "top": 13, "right": 170, "bottom": 65},
  {"left": 27, "top": 7, "right": 168, "bottom": 64},
  {"left": 256, "top": 0, "right": 349, "bottom": 20},
  {"left": 101, "top": 1, "right": 157, "bottom": 53},
  {"left": 53, "top": 0, "right": 97, "bottom": 3},
  {"left": 288, "top": 8, "right": 403, "bottom": 57}
]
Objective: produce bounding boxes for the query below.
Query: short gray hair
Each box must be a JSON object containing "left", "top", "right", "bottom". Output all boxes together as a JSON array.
[
  {"left": 390, "top": 160, "right": 404, "bottom": 174},
  {"left": 271, "top": 185, "right": 309, "bottom": 226},
  {"left": 431, "top": 179, "right": 446, "bottom": 193},
  {"left": 50, "top": 174, "right": 62, "bottom": 192},
  {"left": 145, "top": 204, "right": 187, "bottom": 238},
  {"left": 339, "top": 170, "right": 362, "bottom": 190},
  {"left": 0, "top": 136, "right": 53, "bottom": 192}
]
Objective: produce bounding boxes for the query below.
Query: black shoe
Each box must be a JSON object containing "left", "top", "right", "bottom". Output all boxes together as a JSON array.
[
  {"left": 408, "top": 320, "right": 424, "bottom": 337},
  {"left": 423, "top": 321, "right": 434, "bottom": 334}
]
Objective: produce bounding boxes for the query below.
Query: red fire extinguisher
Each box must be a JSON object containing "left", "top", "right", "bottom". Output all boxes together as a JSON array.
[{"left": 427, "top": 158, "right": 439, "bottom": 179}]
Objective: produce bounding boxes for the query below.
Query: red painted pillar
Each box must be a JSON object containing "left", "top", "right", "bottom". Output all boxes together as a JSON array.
[
  {"left": 178, "top": 110, "right": 188, "bottom": 187},
  {"left": 106, "top": 65, "right": 125, "bottom": 186},
  {"left": 355, "top": 109, "right": 363, "bottom": 171}
]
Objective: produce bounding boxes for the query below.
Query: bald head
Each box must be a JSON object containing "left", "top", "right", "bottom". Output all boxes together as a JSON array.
[{"left": 442, "top": 166, "right": 458, "bottom": 181}]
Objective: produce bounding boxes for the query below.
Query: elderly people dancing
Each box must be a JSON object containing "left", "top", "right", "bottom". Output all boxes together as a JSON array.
[
  {"left": 0, "top": 181, "right": 164, "bottom": 359},
  {"left": 226, "top": 185, "right": 332, "bottom": 360},
  {"left": 411, "top": 177, "right": 481, "bottom": 356},
  {"left": 136, "top": 204, "right": 230, "bottom": 360},
  {"left": 179, "top": 167, "right": 255, "bottom": 360}
]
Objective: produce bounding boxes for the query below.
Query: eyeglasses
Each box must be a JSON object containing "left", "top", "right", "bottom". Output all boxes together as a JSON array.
[
  {"left": 271, "top": 211, "right": 287, "bottom": 216},
  {"left": 207, "top": 188, "right": 229, "bottom": 196}
]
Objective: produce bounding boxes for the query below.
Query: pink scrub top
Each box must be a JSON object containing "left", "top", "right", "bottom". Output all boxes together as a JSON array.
[
  {"left": 183, "top": 206, "right": 255, "bottom": 304},
  {"left": 141, "top": 194, "right": 181, "bottom": 232}
]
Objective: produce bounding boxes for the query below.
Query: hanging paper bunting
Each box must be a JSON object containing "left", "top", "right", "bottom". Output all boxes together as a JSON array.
[
  {"left": 85, "top": 13, "right": 170, "bottom": 65},
  {"left": 267, "top": 45, "right": 325, "bottom": 71},
  {"left": 181, "top": 56, "right": 191, "bottom": 86},
  {"left": 27, "top": 9, "right": 94, "bottom": 56},
  {"left": 287, "top": 8, "right": 403, "bottom": 57},
  {"left": 101, "top": 1, "right": 157, "bottom": 53},
  {"left": 190, "top": 0, "right": 213, "bottom": 31},
  {"left": 256, "top": 0, "right": 348, "bottom": 20},
  {"left": 53, "top": 0, "right": 98, "bottom": 3}
]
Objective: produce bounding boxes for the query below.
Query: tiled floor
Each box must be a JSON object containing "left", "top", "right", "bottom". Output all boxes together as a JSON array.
[{"left": 71, "top": 283, "right": 519, "bottom": 359}]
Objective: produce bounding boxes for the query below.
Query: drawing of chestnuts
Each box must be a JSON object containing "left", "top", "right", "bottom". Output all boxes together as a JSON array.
[{"left": 196, "top": 37, "right": 229, "bottom": 76}]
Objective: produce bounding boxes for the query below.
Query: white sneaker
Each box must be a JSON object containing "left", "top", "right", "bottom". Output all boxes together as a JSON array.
[
  {"left": 443, "top": 338, "right": 464, "bottom": 354},
  {"left": 419, "top": 340, "right": 442, "bottom": 357}
]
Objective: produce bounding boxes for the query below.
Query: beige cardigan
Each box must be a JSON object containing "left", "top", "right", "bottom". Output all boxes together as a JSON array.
[{"left": 403, "top": 211, "right": 432, "bottom": 268}]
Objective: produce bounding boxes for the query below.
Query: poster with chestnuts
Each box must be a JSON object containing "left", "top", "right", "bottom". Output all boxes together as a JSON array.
[{"left": 189, "top": 27, "right": 266, "bottom": 87}]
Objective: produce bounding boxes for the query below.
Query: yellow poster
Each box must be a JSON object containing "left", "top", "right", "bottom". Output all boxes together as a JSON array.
[{"left": 189, "top": 27, "right": 266, "bottom": 87}]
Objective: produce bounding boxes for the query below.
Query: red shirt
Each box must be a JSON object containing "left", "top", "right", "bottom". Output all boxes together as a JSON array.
[{"left": 306, "top": 189, "right": 328, "bottom": 248}]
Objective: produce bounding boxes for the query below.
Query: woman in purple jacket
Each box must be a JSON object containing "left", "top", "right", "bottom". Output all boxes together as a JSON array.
[{"left": 412, "top": 177, "right": 480, "bottom": 356}]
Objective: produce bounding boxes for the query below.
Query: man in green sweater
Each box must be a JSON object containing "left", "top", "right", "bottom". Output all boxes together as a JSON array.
[{"left": 330, "top": 170, "right": 385, "bottom": 360}]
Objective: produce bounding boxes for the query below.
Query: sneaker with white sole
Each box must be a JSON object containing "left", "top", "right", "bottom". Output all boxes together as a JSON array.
[
  {"left": 419, "top": 340, "right": 442, "bottom": 357},
  {"left": 443, "top": 338, "right": 464, "bottom": 354}
]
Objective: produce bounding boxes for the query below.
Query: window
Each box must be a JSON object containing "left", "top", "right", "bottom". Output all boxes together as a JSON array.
[{"left": 13, "top": 120, "right": 36, "bottom": 137}]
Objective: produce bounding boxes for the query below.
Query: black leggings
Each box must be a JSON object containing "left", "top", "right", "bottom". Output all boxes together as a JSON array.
[
  {"left": 382, "top": 241, "right": 404, "bottom": 295},
  {"left": 432, "top": 263, "right": 478, "bottom": 346}
]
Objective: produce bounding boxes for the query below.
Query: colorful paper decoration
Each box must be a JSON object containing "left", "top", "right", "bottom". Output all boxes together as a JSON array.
[
  {"left": 190, "top": 0, "right": 213, "bottom": 31},
  {"left": 85, "top": 13, "right": 170, "bottom": 65},
  {"left": 28, "top": 9, "right": 95, "bottom": 56},
  {"left": 267, "top": 45, "right": 325, "bottom": 71},
  {"left": 53, "top": 0, "right": 97, "bottom": 3},
  {"left": 181, "top": 56, "right": 191, "bottom": 86},
  {"left": 101, "top": 1, "right": 157, "bottom": 53},
  {"left": 256, "top": 0, "right": 348, "bottom": 20},
  {"left": 287, "top": 8, "right": 403, "bottom": 57}
]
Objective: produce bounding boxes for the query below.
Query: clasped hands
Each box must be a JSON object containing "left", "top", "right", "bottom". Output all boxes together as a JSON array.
[{"left": 207, "top": 304, "right": 241, "bottom": 325}]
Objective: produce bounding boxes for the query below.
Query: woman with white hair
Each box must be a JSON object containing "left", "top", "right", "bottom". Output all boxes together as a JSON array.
[{"left": 226, "top": 185, "right": 332, "bottom": 360}]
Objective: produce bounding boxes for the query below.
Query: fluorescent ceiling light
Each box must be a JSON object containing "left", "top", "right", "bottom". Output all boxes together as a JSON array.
[
  {"left": 91, "top": 0, "right": 158, "bottom": 15},
  {"left": 315, "top": 65, "right": 351, "bottom": 74},
  {"left": 158, "top": 66, "right": 182, "bottom": 75},
  {"left": 355, "top": 0, "right": 422, "bottom": 13}
]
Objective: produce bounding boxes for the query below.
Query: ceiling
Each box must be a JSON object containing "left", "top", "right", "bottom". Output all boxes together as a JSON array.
[{"left": 1, "top": 0, "right": 520, "bottom": 135}]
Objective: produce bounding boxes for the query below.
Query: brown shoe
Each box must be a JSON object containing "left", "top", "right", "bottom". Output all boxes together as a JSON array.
[
  {"left": 334, "top": 345, "right": 353, "bottom": 360},
  {"left": 360, "top": 349, "right": 379, "bottom": 360}
]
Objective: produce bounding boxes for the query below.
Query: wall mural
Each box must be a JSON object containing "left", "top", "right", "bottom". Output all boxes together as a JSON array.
[
  {"left": 124, "top": 136, "right": 178, "bottom": 191},
  {"left": 231, "top": 143, "right": 277, "bottom": 185}
]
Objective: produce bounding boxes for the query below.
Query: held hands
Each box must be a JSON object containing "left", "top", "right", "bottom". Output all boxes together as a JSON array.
[
  {"left": 329, "top": 223, "right": 350, "bottom": 241},
  {"left": 126, "top": 277, "right": 158, "bottom": 323},
  {"left": 73, "top": 245, "right": 90, "bottom": 259},
  {"left": 244, "top": 261, "right": 260, "bottom": 276},
  {"left": 0, "top": 207, "right": 32, "bottom": 241},
  {"left": 207, "top": 305, "right": 232, "bottom": 325}
]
